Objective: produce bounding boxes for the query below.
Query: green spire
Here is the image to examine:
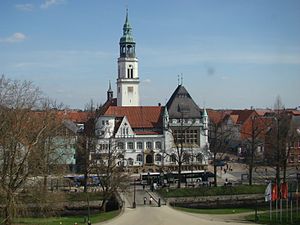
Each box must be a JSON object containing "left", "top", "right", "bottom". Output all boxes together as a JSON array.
[{"left": 120, "top": 8, "right": 134, "bottom": 43}]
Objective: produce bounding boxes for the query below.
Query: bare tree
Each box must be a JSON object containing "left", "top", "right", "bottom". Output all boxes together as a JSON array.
[
  {"left": 265, "top": 96, "right": 291, "bottom": 190},
  {"left": 242, "top": 114, "right": 272, "bottom": 185},
  {"left": 90, "top": 138, "right": 129, "bottom": 211},
  {"left": 0, "top": 76, "right": 64, "bottom": 224},
  {"left": 208, "top": 111, "right": 234, "bottom": 187}
]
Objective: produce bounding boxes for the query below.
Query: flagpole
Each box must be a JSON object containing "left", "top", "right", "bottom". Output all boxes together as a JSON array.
[
  {"left": 276, "top": 200, "right": 278, "bottom": 221},
  {"left": 280, "top": 198, "right": 282, "bottom": 224},
  {"left": 291, "top": 197, "right": 293, "bottom": 224},
  {"left": 297, "top": 180, "right": 299, "bottom": 218},
  {"left": 286, "top": 182, "right": 289, "bottom": 223},
  {"left": 270, "top": 199, "right": 272, "bottom": 221}
]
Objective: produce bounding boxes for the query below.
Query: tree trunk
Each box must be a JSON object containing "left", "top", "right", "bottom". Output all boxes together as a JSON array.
[
  {"left": 213, "top": 152, "right": 217, "bottom": 187},
  {"left": 177, "top": 162, "right": 181, "bottom": 189},
  {"left": 5, "top": 192, "right": 14, "bottom": 225}
]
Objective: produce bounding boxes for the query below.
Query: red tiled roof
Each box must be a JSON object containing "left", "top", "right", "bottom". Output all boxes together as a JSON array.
[
  {"left": 104, "top": 106, "right": 163, "bottom": 129},
  {"left": 57, "top": 110, "right": 91, "bottom": 123},
  {"left": 207, "top": 109, "right": 231, "bottom": 124},
  {"left": 230, "top": 110, "right": 257, "bottom": 124},
  {"left": 241, "top": 117, "right": 273, "bottom": 140}
]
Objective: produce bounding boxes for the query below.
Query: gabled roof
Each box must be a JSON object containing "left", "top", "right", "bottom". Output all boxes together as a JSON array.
[
  {"left": 207, "top": 109, "right": 231, "bottom": 124},
  {"left": 103, "top": 106, "right": 163, "bottom": 129},
  {"left": 166, "top": 85, "right": 201, "bottom": 118},
  {"left": 230, "top": 110, "right": 257, "bottom": 124}
]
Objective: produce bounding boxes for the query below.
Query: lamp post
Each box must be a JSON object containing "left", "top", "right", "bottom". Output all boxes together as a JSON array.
[{"left": 133, "top": 178, "right": 136, "bottom": 208}]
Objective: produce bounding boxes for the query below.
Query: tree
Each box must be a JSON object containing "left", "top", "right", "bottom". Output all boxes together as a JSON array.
[
  {"left": 241, "top": 114, "right": 272, "bottom": 185},
  {"left": 75, "top": 100, "right": 129, "bottom": 211},
  {"left": 0, "top": 76, "right": 66, "bottom": 224},
  {"left": 265, "top": 96, "right": 291, "bottom": 191},
  {"left": 208, "top": 110, "right": 234, "bottom": 187},
  {"left": 90, "top": 138, "right": 129, "bottom": 211}
]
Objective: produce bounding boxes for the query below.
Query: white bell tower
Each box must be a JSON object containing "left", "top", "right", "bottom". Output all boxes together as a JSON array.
[{"left": 117, "top": 10, "right": 140, "bottom": 106}]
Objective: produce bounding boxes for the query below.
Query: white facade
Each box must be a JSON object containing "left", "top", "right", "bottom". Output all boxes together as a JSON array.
[{"left": 95, "top": 116, "right": 165, "bottom": 169}]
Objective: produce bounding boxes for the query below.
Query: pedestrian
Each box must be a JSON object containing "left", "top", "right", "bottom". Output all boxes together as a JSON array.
[
  {"left": 87, "top": 221, "right": 91, "bottom": 225},
  {"left": 144, "top": 196, "right": 147, "bottom": 205},
  {"left": 149, "top": 197, "right": 153, "bottom": 205},
  {"left": 225, "top": 178, "right": 228, "bottom": 186}
]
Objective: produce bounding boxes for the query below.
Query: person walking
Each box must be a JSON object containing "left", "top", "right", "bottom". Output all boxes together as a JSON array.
[
  {"left": 149, "top": 197, "right": 153, "bottom": 205},
  {"left": 144, "top": 196, "right": 147, "bottom": 205}
]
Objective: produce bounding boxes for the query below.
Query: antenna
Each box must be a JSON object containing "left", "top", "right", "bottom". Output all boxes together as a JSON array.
[
  {"left": 181, "top": 73, "right": 183, "bottom": 85},
  {"left": 177, "top": 74, "right": 180, "bottom": 86}
]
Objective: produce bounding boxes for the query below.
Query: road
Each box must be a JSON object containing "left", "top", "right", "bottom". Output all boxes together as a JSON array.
[
  {"left": 97, "top": 203, "right": 255, "bottom": 225},
  {"left": 96, "top": 187, "right": 256, "bottom": 225}
]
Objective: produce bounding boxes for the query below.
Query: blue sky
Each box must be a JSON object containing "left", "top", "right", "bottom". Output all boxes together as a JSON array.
[{"left": 1, "top": 0, "right": 300, "bottom": 109}]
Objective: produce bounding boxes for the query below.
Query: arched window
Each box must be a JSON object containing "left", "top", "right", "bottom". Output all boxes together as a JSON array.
[
  {"left": 137, "top": 142, "right": 143, "bottom": 149},
  {"left": 127, "top": 142, "right": 134, "bottom": 150},
  {"left": 146, "top": 142, "right": 152, "bottom": 149},
  {"left": 128, "top": 158, "right": 134, "bottom": 166},
  {"left": 155, "top": 141, "right": 162, "bottom": 149},
  {"left": 155, "top": 154, "right": 162, "bottom": 162},
  {"left": 136, "top": 154, "right": 143, "bottom": 162}
]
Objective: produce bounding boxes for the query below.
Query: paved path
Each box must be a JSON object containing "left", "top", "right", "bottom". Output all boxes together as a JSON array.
[
  {"left": 97, "top": 204, "right": 255, "bottom": 225},
  {"left": 96, "top": 186, "right": 256, "bottom": 225}
]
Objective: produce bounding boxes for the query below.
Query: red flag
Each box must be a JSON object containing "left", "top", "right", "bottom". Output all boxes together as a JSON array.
[
  {"left": 272, "top": 183, "right": 278, "bottom": 201},
  {"left": 280, "top": 182, "right": 288, "bottom": 199}
]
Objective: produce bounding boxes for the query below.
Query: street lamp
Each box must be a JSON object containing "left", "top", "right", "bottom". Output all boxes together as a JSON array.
[{"left": 133, "top": 178, "right": 136, "bottom": 208}]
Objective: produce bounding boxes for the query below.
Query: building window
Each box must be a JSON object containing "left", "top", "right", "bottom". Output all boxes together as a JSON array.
[
  {"left": 118, "top": 87, "right": 120, "bottom": 93},
  {"left": 137, "top": 142, "right": 143, "bottom": 149},
  {"left": 196, "top": 153, "right": 203, "bottom": 162},
  {"left": 170, "top": 154, "right": 176, "bottom": 163},
  {"left": 136, "top": 154, "right": 143, "bottom": 162},
  {"left": 146, "top": 142, "right": 152, "bottom": 149},
  {"left": 127, "top": 142, "right": 134, "bottom": 150},
  {"left": 155, "top": 154, "right": 162, "bottom": 162},
  {"left": 183, "top": 153, "right": 190, "bottom": 163},
  {"left": 128, "top": 86, "right": 133, "bottom": 93},
  {"left": 155, "top": 141, "right": 162, "bottom": 150},
  {"left": 118, "top": 142, "right": 124, "bottom": 149},
  {"left": 128, "top": 158, "right": 134, "bottom": 166},
  {"left": 173, "top": 129, "right": 199, "bottom": 146}
]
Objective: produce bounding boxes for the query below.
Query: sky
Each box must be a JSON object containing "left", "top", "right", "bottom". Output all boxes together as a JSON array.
[{"left": 1, "top": 0, "right": 300, "bottom": 110}]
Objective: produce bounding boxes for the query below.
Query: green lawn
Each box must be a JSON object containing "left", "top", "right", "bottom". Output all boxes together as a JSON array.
[
  {"left": 245, "top": 211, "right": 300, "bottom": 225},
  {"left": 13, "top": 210, "right": 120, "bottom": 225},
  {"left": 174, "top": 206, "right": 255, "bottom": 214}
]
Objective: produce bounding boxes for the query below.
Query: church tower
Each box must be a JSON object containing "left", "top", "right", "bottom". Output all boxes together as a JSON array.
[{"left": 117, "top": 10, "right": 140, "bottom": 106}]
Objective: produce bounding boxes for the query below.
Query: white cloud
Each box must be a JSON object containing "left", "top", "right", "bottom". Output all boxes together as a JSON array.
[
  {"left": 40, "top": 0, "right": 65, "bottom": 9},
  {"left": 0, "top": 33, "right": 27, "bottom": 43},
  {"left": 15, "top": 3, "right": 34, "bottom": 11}
]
